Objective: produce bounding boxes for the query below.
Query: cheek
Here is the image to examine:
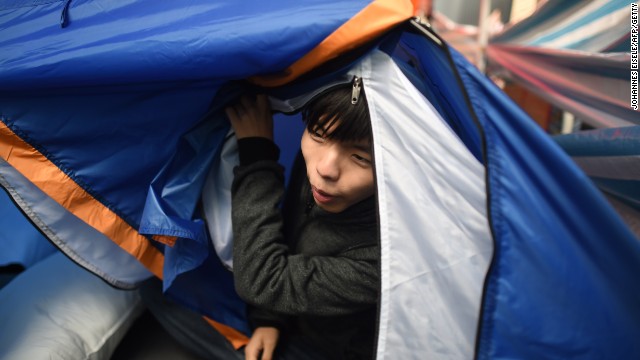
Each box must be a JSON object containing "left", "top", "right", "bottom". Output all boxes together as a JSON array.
[
  {"left": 300, "top": 132, "right": 309, "bottom": 154},
  {"left": 350, "top": 169, "right": 375, "bottom": 199},
  {"left": 300, "top": 134, "right": 314, "bottom": 168}
]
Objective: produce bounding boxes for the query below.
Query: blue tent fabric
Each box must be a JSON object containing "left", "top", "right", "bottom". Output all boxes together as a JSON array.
[
  {"left": 0, "top": 189, "right": 56, "bottom": 268},
  {"left": 0, "top": 0, "right": 372, "bottom": 238},
  {"left": 139, "top": 109, "right": 231, "bottom": 294},
  {"left": 382, "top": 21, "right": 640, "bottom": 354},
  {"left": 1, "top": 0, "right": 371, "bottom": 91},
  {"left": 388, "top": 30, "right": 484, "bottom": 162},
  {"left": 142, "top": 106, "right": 305, "bottom": 335},
  {"left": 1, "top": 1, "right": 640, "bottom": 357},
  {"left": 1, "top": 0, "right": 387, "bottom": 341},
  {"left": 454, "top": 45, "right": 640, "bottom": 358}
]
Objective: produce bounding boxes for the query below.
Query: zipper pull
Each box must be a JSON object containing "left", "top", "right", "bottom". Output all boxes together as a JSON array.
[{"left": 351, "top": 76, "right": 362, "bottom": 105}]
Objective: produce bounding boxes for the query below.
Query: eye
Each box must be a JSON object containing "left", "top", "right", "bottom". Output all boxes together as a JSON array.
[{"left": 352, "top": 153, "right": 372, "bottom": 166}]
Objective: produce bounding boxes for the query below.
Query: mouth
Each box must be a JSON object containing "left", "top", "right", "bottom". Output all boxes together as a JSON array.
[{"left": 311, "top": 186, "right": 336, "bottom": 204}]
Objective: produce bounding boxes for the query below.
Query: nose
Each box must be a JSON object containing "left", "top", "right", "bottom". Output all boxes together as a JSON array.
[{"left": 316, "top": 146, "right": 340, "bottom": 181}]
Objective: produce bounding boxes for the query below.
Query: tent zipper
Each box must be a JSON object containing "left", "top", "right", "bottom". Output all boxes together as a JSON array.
[
  {"left": 351, "top": 76, "right": 362, "bottom": 105},
  {"left": 274, "top": 75, "right": 361, "bottom": 115}
]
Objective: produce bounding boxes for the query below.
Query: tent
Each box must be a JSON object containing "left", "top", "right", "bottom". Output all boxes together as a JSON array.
[
  {"left": 1, "top": 0, "right": 639, "bottom": 358},
  {"left": 487, "top": 0, "right": 640, "bottom": 238},
  {"left": 487, "top": 0, "right": 636, "bottom": 129}
]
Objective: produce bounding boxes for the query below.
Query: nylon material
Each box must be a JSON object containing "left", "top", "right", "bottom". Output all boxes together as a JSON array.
[
  {"left": 489, "top": 45, "right": 631, "bottom": 72},
  {"left": 553, "top": 126, "right": 640, "bottom": 157},
  {"left": 268, "top": 75, "right": 352, "bottom": 113},
  {"left": 251, "top": 0, "right": 413, "bottom": 86},
  {"left": 390, "top": 33, "right": 484, "bottom": 161},
  {"left": 605, "top": 194, "right": 640, "bottom": 238},
  {"left": 0, "top": 0, "right": 62, "bottom": 10},
  {"left": 363, "top": 54, "right": 391, "bottom": 360},
  {"left": 0, "top": 121, "right": 165, "bottom": 279},
  {"left": 490, "top": 0, "right": 584, "bottom": 45},
  {"left": 0, "top": 159, "right": 152, "bottom": 286},
  {"left": 489, "top": 47, "right": 630, "bottom": 104},
  {"left": 0, "top": 188, "right": 57, "bottom": 267},
  {"left": 202, "top": 130, "right": 237, "bottom": 269},
  {"left": 556, "top": 9, "right": 631, "bottom": 52},
  {"left": 566, "top": 22, "right": 631, "bottom": 53},
  {"left": 364, "top": 50, "right": 492, "bottom": 359},
  {"left": 138, "top": 109, "right": 231, "bottom": 296},
  {"left": 139, "top": 191, "right": 207, "bottom": 239},
  {"left": 527, "top": 0, "right": 628, "bottom": 48},
  {"left": 0, "top": 121, "right": 158, "bottom": 271},
  {"left": 485, "top": 134, "right": 639, "bottom": 357},
  {"left": 590, "top": 177, "right": 640, "bottom": 208},
  {"left": 1, "top": 86, "right": 218, "bottom": 231},
  {"left": 136, "top": 99, "right": 232, "bottom": 243},
  {"left": 571, "top": 155, "right": 640, "bottom": 181},
  {"left": 487, "top": 46, "right": 637, "bottom": 128},
  {"left": 384, "top": 253, "right": 493, "bottom": 356},
  {"left": 163, "top": 230, "right": 208, "bottom": 291},
  {"left": 458, "top": 49, "right": 640, "bottom": 358},
  {"left": 553, "top": 126, "right": 640, "bottom": 210},
  {"left": 0, "top": 0, "right": 369, "bottom": 90},
  {"left": 203, "top": 317, "right": 249, "bottom": 350}
]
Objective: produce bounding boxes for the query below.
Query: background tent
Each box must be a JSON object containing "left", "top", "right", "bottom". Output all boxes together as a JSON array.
[
  {"left": 486, "top": 0, "right": 640, "bottom": 238},
  {"left": 1, "top": 0, "right": 639, "bottom": 358},
  {"left": 487, "top": 0, "right": 636, "bottom": 129}
]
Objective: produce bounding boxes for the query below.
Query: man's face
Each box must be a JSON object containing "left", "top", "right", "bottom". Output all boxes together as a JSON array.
[{"left": 301, "top": 121, "right": 374, "bottom": 213}]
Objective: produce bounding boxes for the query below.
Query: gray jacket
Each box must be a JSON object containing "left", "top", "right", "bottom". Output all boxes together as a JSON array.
[{"left": 231, "top": 140, "right": 379, "bottom": 359}]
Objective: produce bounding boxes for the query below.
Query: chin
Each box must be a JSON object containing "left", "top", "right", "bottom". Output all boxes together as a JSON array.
[{"left": 316, "top": 202, "right": 345, "bottom": 214}]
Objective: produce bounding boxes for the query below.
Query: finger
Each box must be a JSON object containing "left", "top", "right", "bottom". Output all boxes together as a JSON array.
[
  {"left": 261, "top": 341, "right": 276, "bottom": 360},
  {"left": 256, "top": 94, "right": 269, "bottom": 112},
  {"left": 244, "top": 343, "right": 260, "bottom": 360},
  {"left": 240, "top": 94, "right": 255, "bottom": 111},
  {"left": 225, "top": 106, "right": 239, "bottom": 123}
]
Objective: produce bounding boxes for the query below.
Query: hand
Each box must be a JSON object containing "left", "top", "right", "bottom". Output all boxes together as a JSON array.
[
  {"left": 244, "top": 326, "right": 280, "bottom": 360},
  {"left": 225, "top": 94, "right": 274, "bottom": 140}
]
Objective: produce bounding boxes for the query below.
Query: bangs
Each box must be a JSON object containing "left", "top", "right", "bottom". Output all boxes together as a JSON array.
[{"left": 301, "top": 86, "right": 371, "bottom": 143}]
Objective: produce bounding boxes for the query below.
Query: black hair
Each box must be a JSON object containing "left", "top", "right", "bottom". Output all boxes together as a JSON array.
[{"left": 301, "top": 85, "right": 371, "bottom": 143}]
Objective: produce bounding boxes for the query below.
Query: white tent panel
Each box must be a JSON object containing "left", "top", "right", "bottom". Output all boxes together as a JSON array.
[{"left": 359, "top": 50, "right": 493, "bottom": 359}]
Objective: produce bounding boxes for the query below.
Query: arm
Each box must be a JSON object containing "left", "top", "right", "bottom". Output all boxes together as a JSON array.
[{"left": 227, "top": 95, "right": 282, "bottom": 360}]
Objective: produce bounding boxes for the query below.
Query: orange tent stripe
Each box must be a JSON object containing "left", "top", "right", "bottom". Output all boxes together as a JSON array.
[
  {"left": 204, "top": 316, "right": 250, "bottom": 349},
  {"left": 251, "top": 0, "right": 415, "bottom": 87},
  {"left": 0, "top": 122, "right": 251, "bottom": 346},
  {"left": 0, "top": 122, "right": 164, "bottom": 278},
  {"left": 153, "top": 234, "right": 178, "bottom": 246}
]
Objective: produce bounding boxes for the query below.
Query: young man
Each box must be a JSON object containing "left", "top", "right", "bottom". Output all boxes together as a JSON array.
[
  {"left": 139, "top": 85, "right": 378, "bottom": 360},
  {"left": 227, "top": 85, "right": 379, "bottom": 360}
]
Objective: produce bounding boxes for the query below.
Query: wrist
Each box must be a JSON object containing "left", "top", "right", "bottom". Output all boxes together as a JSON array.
[{"left": 237, "top": 137, "right": 280, "bottom": 165}]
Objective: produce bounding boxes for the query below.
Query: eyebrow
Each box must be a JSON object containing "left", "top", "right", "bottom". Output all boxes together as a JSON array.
[{"left": 351, "top": 142, "right": 372, "bottom": 154}]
